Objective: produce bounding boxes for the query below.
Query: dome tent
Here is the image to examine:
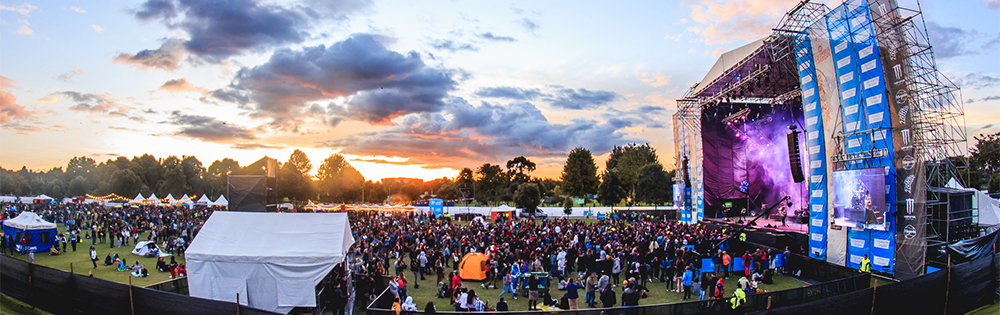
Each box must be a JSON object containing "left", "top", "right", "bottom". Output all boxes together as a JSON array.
[{"left": 458, "top": 252, "right": 488, "bottom": 281}]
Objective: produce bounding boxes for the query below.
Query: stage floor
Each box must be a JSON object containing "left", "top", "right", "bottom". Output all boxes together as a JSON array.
[{"left": 706, "top": 217, "right": 809, "bottom": 234}]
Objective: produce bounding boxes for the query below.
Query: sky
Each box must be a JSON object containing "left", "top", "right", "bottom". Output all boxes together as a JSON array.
[{"left": 1, "top": 0, "right": 997, "bottom": 182}]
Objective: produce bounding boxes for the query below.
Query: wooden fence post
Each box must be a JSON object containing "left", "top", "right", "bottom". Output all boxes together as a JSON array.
[
  {"left": 236, "top": 293, "right": 241, "bottom": 315},
  {"left": 870, "top": 279, "right": 877, "bottom": 315},
  {"left": 129, "top": 276, "right": 135, "bottom": 315}
]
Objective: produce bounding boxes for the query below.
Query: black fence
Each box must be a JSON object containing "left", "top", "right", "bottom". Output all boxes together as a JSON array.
[
  {"left": 757, "top": 253, "right": 1000, "bottom": 315},
  {"left": 366, "top": 271, "right": 870, "bottom": 315},
  {"left": 0, "top": 255, "right": 281, "bottom": 315},
  {"left": 144, "top": 277, "right": 189, "bottom": 295}
]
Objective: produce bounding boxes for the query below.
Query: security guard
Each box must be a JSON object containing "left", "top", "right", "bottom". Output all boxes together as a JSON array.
[
  {"left": 730, "top": 286, "right": 746, "bottom": 310},
  {"left": 739, "top": 232, "right": 747, "bottom": 242},
  {"left": 860, "top": 254, "right": 872, "bottom": 273}
]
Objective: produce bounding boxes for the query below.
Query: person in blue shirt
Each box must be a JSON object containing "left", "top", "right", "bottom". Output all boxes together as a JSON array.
[{"left": 682, "top": 266, "right": 694, "bottom": 300}]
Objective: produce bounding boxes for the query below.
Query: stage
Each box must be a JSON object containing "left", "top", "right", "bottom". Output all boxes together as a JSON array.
[{"left": 706, "top": 217, "right": 809, "bottom": 234}]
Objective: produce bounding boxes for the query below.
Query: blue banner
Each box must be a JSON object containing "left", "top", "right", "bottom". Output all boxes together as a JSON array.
[
  {"left": 794, "top": 32, "right": 829, "bottom": 260},
  {"left": 829, "top": 0, "right": 896, "bottom": 273},
  {"left": 429, "top": 198, "right": 444, "bottom": 218}
]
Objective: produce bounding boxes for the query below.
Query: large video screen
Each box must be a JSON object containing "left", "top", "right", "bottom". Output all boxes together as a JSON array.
[{"left": 832, "top": 168, "right": 887, "bottom": 231}]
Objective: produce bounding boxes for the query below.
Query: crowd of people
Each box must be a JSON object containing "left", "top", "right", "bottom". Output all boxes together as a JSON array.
[
  {"left": 339, "top": 210, "right": 783, "bottom": 313},
  {"left": 1, "top": 201, "right": 210, "bottom": 279}
]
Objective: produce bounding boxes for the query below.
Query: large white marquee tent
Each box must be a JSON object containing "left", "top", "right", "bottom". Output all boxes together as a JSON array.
[{"left": 185, "top": 212, "right": 354, "bottom": 313}]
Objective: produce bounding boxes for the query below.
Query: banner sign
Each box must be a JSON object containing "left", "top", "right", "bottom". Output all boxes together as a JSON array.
[
  {"left": 868, "top": 0, "right": 926, "bottom": 280},
  {"left": 794, "top": 32, "right": 829, "bottom": 260}
]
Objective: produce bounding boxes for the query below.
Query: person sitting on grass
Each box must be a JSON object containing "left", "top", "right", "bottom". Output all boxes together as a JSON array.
[
  {"left": 176, "top": 263, "right": 186, "bottom": 277},
  {"left": 157, "top": 257, "right": 169, "bottom": 272},
  {"left": 133, "top": 260, "right": 142, "bottom": 271},
  {"left": 104, "top": 254, "right": 113, "bottom": 266},
  {"left": 118, "top": 258, "right": 129, "bottom": 272},
  {"left": 49, "top": 246, "right": 60, "bottom": 255},
  {"left": 132, "top": 264, "right": 146, "bottom": 277}
]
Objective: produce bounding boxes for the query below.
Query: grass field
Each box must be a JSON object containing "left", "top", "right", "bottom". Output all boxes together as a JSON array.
[
  {"left": 385, "top": 268, "right": 807, "bottom": 312},
  {"left": 0, "top": 294, "right": 51, "bottom": 315},
  {"left": 4, "top": 223, "right": 185, "bottom": 287}
]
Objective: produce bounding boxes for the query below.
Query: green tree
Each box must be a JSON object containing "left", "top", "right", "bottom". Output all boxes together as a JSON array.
[
  {"left": 560, "top": 147, "right": 600, "bottom": 198},
  {"left": 288, "top": 149, "right": 313, "bottom": 176},
  {"left": 181, "top": 156, "right": 207, "bottom": 193},
  {"left": 476, "top": 163, "right": 507, "bottom": 206},
  {"left": 207, "top": 158, "right": 241, "bottom": 199},
  {"left": 636, "top": 163, "right": 670, "bottom": 206},
  {"left": 158, "top": 156, "right": 189, "bottom": 197},
  {"left": 597, "top": 169, "right": 626, "bottom": 206},
  {"left": 563, "top": 197, "right": 573, "bottom": 215},
  {"left": 506, "top": 156, "right": 536, "bottom": 184},
  {"left": 605, "top": 143, "right": 659, "bottom": 201},
  {"left": 112, "top": 169, "right": 143, "bottom": 197},
  {"left": 971, "top": 132, "right": 1000, "bottom": 192},
  {"left": 316, "top": 154, "right": 365, "bottom": 202},
  {"left": 68, "top": 176, "right": 89, "bottom": 196},
  {"left": 514, "top": 183, "right": 541, "bottom": 216}
]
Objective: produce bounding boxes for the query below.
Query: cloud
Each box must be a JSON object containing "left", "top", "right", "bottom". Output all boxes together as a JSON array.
[
  {"left": 156, "top": 78, "right": 204, "bottom": 93},
  {"left": 684, "top": 0, "right": 799, "bottom": 44},
  {"left": 636, "top": 72, "right": 670, "bottom": 87},
  {"left": 0, "top": 75, "right": 37, "bottom": 125},
  {"left": 214, "top": 34, "right": 456, "bottom": 129},
  {"left": 431, "top": 40, "right": 478, "bottom": 52},
  {"left": 230, "top": 142, "right": 284, "bottom": 150},
  {"left": 326, "top": 99, "right": 640, "bottom": 168},
  {"left": 131, "top": 0, "right": 370, "bottom": 62},
  {"left": 14, "top": 19, "right": 34, "bottom": 36},
  {"left": 69, "top": 6, "right": 86, "bottom": 14},
  {"left": 56, "top": 66, "right": 86, "bottom": 82},
  {"left": 478, "top": 32, "right": 516, "bottom": 42},
  {"left": 979, "top": 95, "right": 1000, "bottom": 102},
  {"left": 91, "top": 25, "right": 104, "bottom": 33},
  {"left": 925, "top": 21, "right": 978, "bottom": 59},
  {"left": 168, "top": 111, "right": 257, "bottom": 142},
  {"left": 52, "top": 91, "right": 145, "bottom": 122},
  {"left": 956, "top": 72, "right": 1000, "bottom": 89},
  {"left": 989, "top": 0, "right": 999, "bottom": 10},
  {"left": 0, "top": 3, "right": 38, "bottom": 15},
  {"left": 518, "top": 18, "right": 539, "bottom": 33},
  {"left": 113, "top": 38, "right": 186, "bottom": 71},
  {"left": 546, "top": 86, "right": 620, "bottom": 110},
  {"left": 474, "top": 86, "right": 545, "bottom": 100}
]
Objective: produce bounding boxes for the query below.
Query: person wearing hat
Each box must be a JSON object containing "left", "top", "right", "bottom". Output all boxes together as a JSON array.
[{"left": 681, "top": 266, "right": 694, "bottom": 300}]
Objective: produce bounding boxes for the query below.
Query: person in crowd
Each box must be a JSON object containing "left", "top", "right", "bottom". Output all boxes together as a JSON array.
[
  {"left": 401, "top": 296, "right": 418, "bottom": 312},
  {"left": 89, "top": 246, "right": 97, "bottom": 268},
  {"left": 49, "top": 245, "right": 60, "bottom": 256},
  {"left": 564, "top": 277, "right": 581, "bottom": 309},
  {"left": 682, "top": 266, "right": 693, "bottom": 301},
  {"left": 585, "top": 272, "right": 598, "bottom": 307},
  {"left": 600, "top": 283, "right": 616, "bottom": 308},
  {"left": 423, "top": 301, "right": 436, "bottom": 314},
  {"left": 722, "top": 251, "right": 731, "bottom": 279},
  {"left": 495, "top": 297, "right": 508, "bottom": 311},
  {"left": 527, "top": 275, "right": 539, "bottom": 310}
]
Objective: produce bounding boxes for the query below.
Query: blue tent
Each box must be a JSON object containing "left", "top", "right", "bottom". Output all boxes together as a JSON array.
[{"left": 2, "top": 212, "right": 57, "bottom": 253}]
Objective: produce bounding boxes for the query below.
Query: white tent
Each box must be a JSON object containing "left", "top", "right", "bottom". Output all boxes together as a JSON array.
[
  {"left": 132, "top": 240, "right": 167, "bottom": 257},
  {"left": 213, "top": 195, "right": 228, "bottom": 207},
  {"left": 185, "top": 212, "right": 354, "bottom": 313},
  {"left": 3, "top": 211, "right": 56, "bottom": 230},
  {"left": 148, "top": 193, "right": 160, "bottom": 205},
  {"left": 165, "top": 193, "right": 176, "bottom": 203},
  {"left": 196, "top": 195, "right": 212, "bottom": 205}
]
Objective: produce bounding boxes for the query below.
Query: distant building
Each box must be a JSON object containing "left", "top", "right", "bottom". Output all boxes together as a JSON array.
[{"left": 382, "top": 177, "right": 423, "bottom": 186}]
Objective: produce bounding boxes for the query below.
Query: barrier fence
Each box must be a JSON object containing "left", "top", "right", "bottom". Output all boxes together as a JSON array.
[
  {"left": 0, "top": 255, "right": 281, "bottom": 315},
  {"left": 366, "top": 271, "right": 870, "bottom": 315}
]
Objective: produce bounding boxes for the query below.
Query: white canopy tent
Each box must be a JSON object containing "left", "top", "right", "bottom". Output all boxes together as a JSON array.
[
  {"left": 185, "top": 212, "right": 354, "bottom": 313},
  {"left": 133, "top": 193, "right": 145, "bottom": 203},
  {"left": 196, "top": 195, "right": 212, "bottom": 205},
  {"left": 213, "top": 195, "right": 228, "bottom": 207}
]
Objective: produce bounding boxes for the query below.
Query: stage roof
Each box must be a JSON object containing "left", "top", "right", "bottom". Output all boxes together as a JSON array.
[{"left": 693, "top": 38, "right": 764, "bottom": 96}]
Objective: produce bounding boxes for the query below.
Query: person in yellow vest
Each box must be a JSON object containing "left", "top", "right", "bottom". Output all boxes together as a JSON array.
[
  {"left": 860, "top": 254, "right": 872, "bottom": 273},
  {"left": 739, "top": 232, "right": 746, "bottom": 242},
  {"left": 730, "top": 286, "right": 746, "bottom": 310}
]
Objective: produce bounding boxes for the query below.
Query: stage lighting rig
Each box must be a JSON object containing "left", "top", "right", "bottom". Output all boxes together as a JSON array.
[{"left": 723, "top": 108, "right": 751, "bottom": 124}]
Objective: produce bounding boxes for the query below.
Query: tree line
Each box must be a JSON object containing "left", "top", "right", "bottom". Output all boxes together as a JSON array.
[{"left": 0, "top": 143, "right": 678, "bottom": 207}]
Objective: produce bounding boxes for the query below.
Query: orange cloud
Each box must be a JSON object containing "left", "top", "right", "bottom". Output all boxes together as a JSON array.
[
  {"left": 685, "top": 0, "right": 799, "bottom": 44},
  {"left": 0, "top": 75, "right": 37, "bottom": 124},
  {"left": 156, "top": 78, "right": 206, "bottom": 93}
]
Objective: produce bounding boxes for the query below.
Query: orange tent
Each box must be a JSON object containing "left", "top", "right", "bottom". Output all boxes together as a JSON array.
[{"left": 458, "top": 252, "right": 488, "bottom": 281}]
